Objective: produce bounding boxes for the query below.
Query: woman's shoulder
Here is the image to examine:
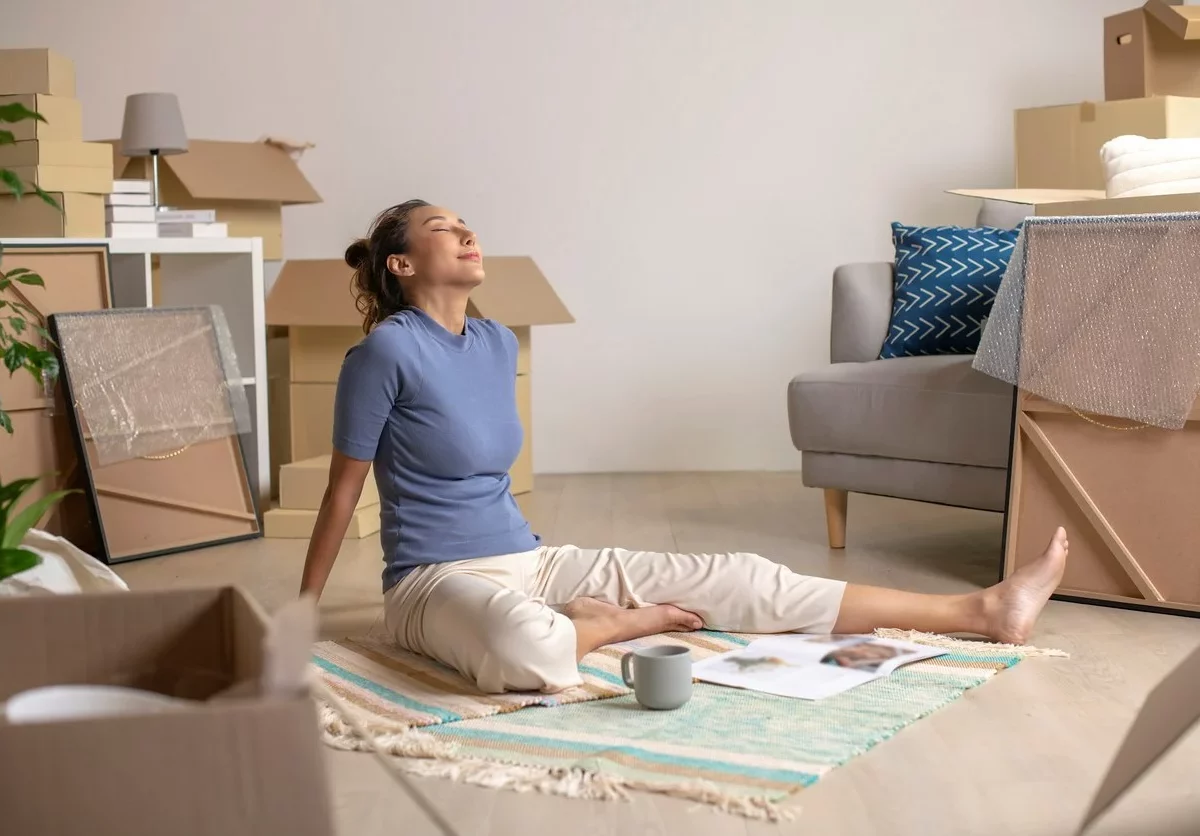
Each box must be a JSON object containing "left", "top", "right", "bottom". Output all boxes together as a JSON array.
[
  {"left": 471, "top": 316, "right": 517, "bottom": 346},
  {"left": 347, "top": 312, "right": 424, "bottom": 361}
]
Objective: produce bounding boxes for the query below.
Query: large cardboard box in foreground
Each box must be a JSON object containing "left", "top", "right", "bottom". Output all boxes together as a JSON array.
[
  {"left": 265, "top": 256, "right": 572, "bottom": 496},
  {"left": 109, "top": 139, "right": 322, "bottom": 259},
  {"left": 0, "top": 586, "right": 335, "bottom": 836},
  {"left": 1014, "top": 95, "right": 1200, "bottom": 190},
  {"left": 1105, "top": 1, "right": 1200, "bottom": 101}
]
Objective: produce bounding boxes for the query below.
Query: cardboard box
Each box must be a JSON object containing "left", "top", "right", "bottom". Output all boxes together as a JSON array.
[
  {"left": 1105, "top": 1, "right": 1200, "bottom": 100},
  {"left": 949, "top": 186, "right": 1200, "bottom": 218},
  {"left": 1015, "top": 96, "right": 1200, "bottom": 189},
  {"left": 0, "top": 47, "right": 75, "bottom": 96},
  {"left": 280, "top": 453, "right": 379, "bottom": 510},
  {"left": 265, "top": 256, "right": 573, "bottom": 495},
  {"left": 110, "top": 139, "right": 322, "bottom": 259},
  {"left": 0, "top": 139, "right": 112, "bottom": 168},
  {"left": 0, "top": 93, "right": 82, "bottom": 142},
  {"left": 263, "top": 502, "right": 381, "bottom": 539},
  {"left": 1078, "top": 643, "right": 1200, "bottom": 833},
  {"left": 6, "top": 163, "right": 112, "bottom": 194},
  {"left": 0, "top": 586, "right": 335, "bottom": 836},
  {"left": 0, "top": 191, "right": 105, "bottom": 236}
]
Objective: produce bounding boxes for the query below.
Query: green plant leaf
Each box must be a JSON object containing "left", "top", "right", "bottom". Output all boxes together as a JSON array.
[
  {"left": 3, "top": 489, "right": 77, "bottom": 549},
  {"left": 0, "top": 169, "right": 25, "bottom": 199},
  {"left": 33, "top": 186, "right": 60, "bottom": 211},
  {"left": 0, "top": 409, "right": 13, "bottom": 435},
  {"left": 0, "top": 476, "right": 39, "bottom": 513},
  {"left": 0, "top": 129, "right": 13, "bottom": 145},
  {"left": 4, "top": 268, "right": 32, "bottom": 278},
  {"left": 0, "top": 103, "right": 45, "bottom": 124},
  {"left": 0, "top": 547, "right": 39, "bottom": 580},
  {"left": 8, "top": 317, "right": 26, "bottom": 334},
  {"left": 12, "top": 272, "right": 44, "bottom": 287},
  {"left": 3, "top": 342, "right": 27, "bottom": 373}
]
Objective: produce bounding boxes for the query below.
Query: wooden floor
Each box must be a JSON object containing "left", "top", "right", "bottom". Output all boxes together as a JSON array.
[{"left": 115, "top": 473, "right": 1200, "bottom": 836}]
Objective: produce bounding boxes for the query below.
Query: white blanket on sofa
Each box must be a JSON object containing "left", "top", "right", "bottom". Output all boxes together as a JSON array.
[{"left": 1102, "top": 134, "right": 1200, "bottom": 199}]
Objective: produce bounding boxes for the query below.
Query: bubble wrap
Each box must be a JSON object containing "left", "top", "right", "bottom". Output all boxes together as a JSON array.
[
  {"left": 973, "top": 212, "right": 1200, "bottom": 430},
  {"left": 53, "top": 306, "right": 251, "bottom": 465}
]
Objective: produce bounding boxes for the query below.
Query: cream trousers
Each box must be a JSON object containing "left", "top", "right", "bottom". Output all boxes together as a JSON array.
[{"left": 383, "top": 545, "right": 846, "bottom": 695}]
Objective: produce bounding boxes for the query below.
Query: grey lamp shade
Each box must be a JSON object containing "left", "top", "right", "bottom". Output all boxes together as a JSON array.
[{"left": 120, "top": 93, "right": 188, "bottom": 157}]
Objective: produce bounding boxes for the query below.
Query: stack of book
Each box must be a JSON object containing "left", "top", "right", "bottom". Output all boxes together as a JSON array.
[
  {"left": 105, "top": 180, "right": 156, "bottom": 237},
  {"left": 156, "top": 208, "right": 227, "bottom": 239}
]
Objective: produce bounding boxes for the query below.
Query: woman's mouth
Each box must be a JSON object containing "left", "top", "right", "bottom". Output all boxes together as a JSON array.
[{"left": 459, "top": 251, "right": 481, "bottom": 262}]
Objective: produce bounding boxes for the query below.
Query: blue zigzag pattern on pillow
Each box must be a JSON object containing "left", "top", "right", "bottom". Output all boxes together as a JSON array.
[{"left": 880, "top": 222, "right": 1020, "bottom": 359}]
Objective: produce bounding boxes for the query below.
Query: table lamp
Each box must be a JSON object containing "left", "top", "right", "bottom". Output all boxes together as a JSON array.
[{"left": 119, "top": 92, "right": 187, "bottom": 210}]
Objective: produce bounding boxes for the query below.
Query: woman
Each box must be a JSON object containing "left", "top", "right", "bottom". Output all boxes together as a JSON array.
[{"left": 299, "top": 200, "right": 1069, "bottom": 695}]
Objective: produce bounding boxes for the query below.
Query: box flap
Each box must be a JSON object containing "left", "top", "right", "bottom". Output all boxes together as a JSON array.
[
  {"left": 1078, "top": 642, "right": 1200, "bottom": 832},
  {"left": 467, "top": 256, "right": 575, "bottom": 326},
  {"left": 267, "top": 255, "right": 575, "bottom": 328},
  {"left": 266, "top": 259, "right": 361, "bottom": 327},
  {"left": 110, "top": 139, "right": 321, "bottom": 205},
  {"left": 947, "top": 188, "right": 1107, "bottom": 206},
  {"left": 1144, "top": 0, "right": 1200, "bottom": 40}
]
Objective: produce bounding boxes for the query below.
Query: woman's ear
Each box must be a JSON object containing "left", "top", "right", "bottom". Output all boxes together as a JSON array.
[{"left": 386, "top": 254, "right": 413, "bottom": 277}]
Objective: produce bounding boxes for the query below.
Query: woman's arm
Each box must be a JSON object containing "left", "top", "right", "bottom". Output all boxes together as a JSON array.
[{"left": 298, "top": 451, "right": 373, "bottom": 599}]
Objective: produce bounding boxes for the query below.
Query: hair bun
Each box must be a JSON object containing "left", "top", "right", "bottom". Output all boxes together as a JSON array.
[{"left": 345, "top": 238, "right": 371, "bottom": 270}]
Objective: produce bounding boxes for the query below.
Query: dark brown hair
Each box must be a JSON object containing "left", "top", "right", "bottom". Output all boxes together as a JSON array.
[{"left": 346, "top": 199, "right": 432, "bottom": 333}]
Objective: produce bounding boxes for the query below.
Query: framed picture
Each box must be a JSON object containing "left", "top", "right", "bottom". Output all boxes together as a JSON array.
[{"left": 49, "top": 306, "right": 261, "bottom": 564}]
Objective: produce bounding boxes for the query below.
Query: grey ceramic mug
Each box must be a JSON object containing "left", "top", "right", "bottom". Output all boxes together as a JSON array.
[{"left": 620, "top": 645, "right": 693, "bottom": 710}]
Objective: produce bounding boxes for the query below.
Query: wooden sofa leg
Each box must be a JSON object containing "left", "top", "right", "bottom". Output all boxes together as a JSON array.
[{"left": 824, "top": 489, "right": 848, "bottom": 549}]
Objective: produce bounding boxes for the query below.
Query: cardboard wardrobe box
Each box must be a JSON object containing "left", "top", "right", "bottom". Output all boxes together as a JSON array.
[
  {"left": 1014, "top": 96, "right": 1200, "bottom": 190},
  {"left": 0, "top": 586, "right": 335, "bottom": 836},
  {"left": 948, "top": 187, "right": 1200, "bottom": 220},
  {"left": 265, "top": 255, "right": 573, "bottom": 496},
  {"left": 108, "top": 139, "right": 322, "bottom": 260},
  {"left": 1105, "top": 1, "right": 1200, "bottom": 101},
  {"left": 0, "top": 47, "right": 75, "bottom": 96}
]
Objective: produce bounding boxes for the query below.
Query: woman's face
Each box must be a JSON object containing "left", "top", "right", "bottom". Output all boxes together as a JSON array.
[{"left": 387, "top": 204, "right": 484, "bottom": 289}]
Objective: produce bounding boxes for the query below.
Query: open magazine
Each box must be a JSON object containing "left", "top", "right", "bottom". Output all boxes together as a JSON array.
[{"left": 692, "top": 634, "right": 946, "bottom": 701}]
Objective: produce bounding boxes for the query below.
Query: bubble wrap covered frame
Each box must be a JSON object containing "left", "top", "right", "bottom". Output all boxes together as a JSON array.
[
  {"left": 973, "top": 212, "right": 1200, "bottom": 430},
  {"left": 51, "top": 306, "right": 252, "bottom": 465}
]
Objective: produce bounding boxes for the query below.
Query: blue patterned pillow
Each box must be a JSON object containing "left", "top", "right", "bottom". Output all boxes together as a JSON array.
[{"left": 879, "top": 222, "right": 1021, "bottom": 359}]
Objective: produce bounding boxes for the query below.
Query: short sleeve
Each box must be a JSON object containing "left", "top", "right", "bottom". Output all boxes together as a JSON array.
[{"left": 332, "top": 323, "right": 422, "bottom": 461}]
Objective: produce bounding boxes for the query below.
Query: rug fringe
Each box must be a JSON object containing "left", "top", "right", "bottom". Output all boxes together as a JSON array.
[
  {"left": 873, "top": 628, "right": 1069, "bottom": 658},
  {"left": 316, "top": 699, "right": 795, "bottom": 822}
]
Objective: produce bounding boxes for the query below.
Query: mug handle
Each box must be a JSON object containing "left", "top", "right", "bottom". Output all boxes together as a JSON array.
[{"left": 620, "top": 652, "right": 635, "bottom": 687}]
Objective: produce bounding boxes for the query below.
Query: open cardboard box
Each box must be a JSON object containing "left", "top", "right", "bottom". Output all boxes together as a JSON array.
[
  {"left": 949, "top": 187, "right": 1200, "bottom": 223},
  {"left": 1079, "top": 642, "right": 1200, "bottom": 832},
  {"left": 0, "top": 586, "right": 334, "bottom": 836},
  {"left": 1105, "top": 1, "right": 1200, "bottom": 100}
]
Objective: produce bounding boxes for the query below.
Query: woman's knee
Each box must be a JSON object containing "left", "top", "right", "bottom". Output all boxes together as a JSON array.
[{"left": 474, "top": 608, "right": 580, "bottom": 694}]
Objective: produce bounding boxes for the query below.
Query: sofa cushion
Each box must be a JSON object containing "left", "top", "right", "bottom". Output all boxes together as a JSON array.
[
  {"left": 788, "top": 355, "right": 1013, "bottom": 469},
  {"left": 880, "top": 222, "right": 1021, "bottom": 359}
]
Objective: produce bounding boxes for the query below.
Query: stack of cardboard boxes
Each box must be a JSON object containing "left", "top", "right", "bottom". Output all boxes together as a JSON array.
[
  {"left": 0, "top": 48, "right": 113, "bottom": 236},
  {"left": 261, "top": 256, "right": 572, "bottom": 538},
  {"left": 954, "top": 0, "right": 1200, "bottom": 217}
]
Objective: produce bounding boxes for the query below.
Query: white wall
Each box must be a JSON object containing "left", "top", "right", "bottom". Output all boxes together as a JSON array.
[{"left": 6, "top": 0, "right": 1133, "bottom": 474}]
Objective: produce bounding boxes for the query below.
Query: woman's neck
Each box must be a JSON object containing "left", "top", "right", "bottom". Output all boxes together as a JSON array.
[{"left": 406, "top": 289, "right": 471, "bottom": 336}]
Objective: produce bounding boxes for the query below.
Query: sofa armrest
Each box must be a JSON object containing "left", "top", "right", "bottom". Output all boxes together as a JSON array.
[{"left": 831, "top": 262, "right": 894, "bottom": 364}]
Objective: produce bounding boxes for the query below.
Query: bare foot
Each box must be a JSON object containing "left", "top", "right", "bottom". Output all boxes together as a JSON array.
[
  {"left": 981, "top": 526, "right": 1069, "bottom": 644},
  {"left": 561, "top": 597, "right": 703, "bottom": 659}
]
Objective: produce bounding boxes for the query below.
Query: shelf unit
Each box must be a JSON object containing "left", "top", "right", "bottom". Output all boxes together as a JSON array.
[{"left": 0, "top": 236, "right": 270, "bottom": 508}]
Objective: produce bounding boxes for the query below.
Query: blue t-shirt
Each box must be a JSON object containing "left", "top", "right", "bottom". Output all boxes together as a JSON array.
[{"left": 331, "top": 306, "right": 541, "bottom": 591}]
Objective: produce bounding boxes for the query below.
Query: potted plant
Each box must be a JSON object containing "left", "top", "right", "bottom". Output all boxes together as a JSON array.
[{"left": 0, "top": 100, "right": 75, "bottom": 582}]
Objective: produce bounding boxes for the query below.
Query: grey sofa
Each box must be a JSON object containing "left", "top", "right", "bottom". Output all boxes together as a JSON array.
[{"left": 787, "top": 262, "right": 1015, "bottom": 548}]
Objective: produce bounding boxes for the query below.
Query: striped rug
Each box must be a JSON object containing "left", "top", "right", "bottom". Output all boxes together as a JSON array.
[{"left": 314, "top": 630, "right": 1065, "bottom": 820}]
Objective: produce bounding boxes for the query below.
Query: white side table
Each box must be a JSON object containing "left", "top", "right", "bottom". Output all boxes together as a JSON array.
[{"left": 0, "top": 236, "right": 270, "bottom": 508}]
